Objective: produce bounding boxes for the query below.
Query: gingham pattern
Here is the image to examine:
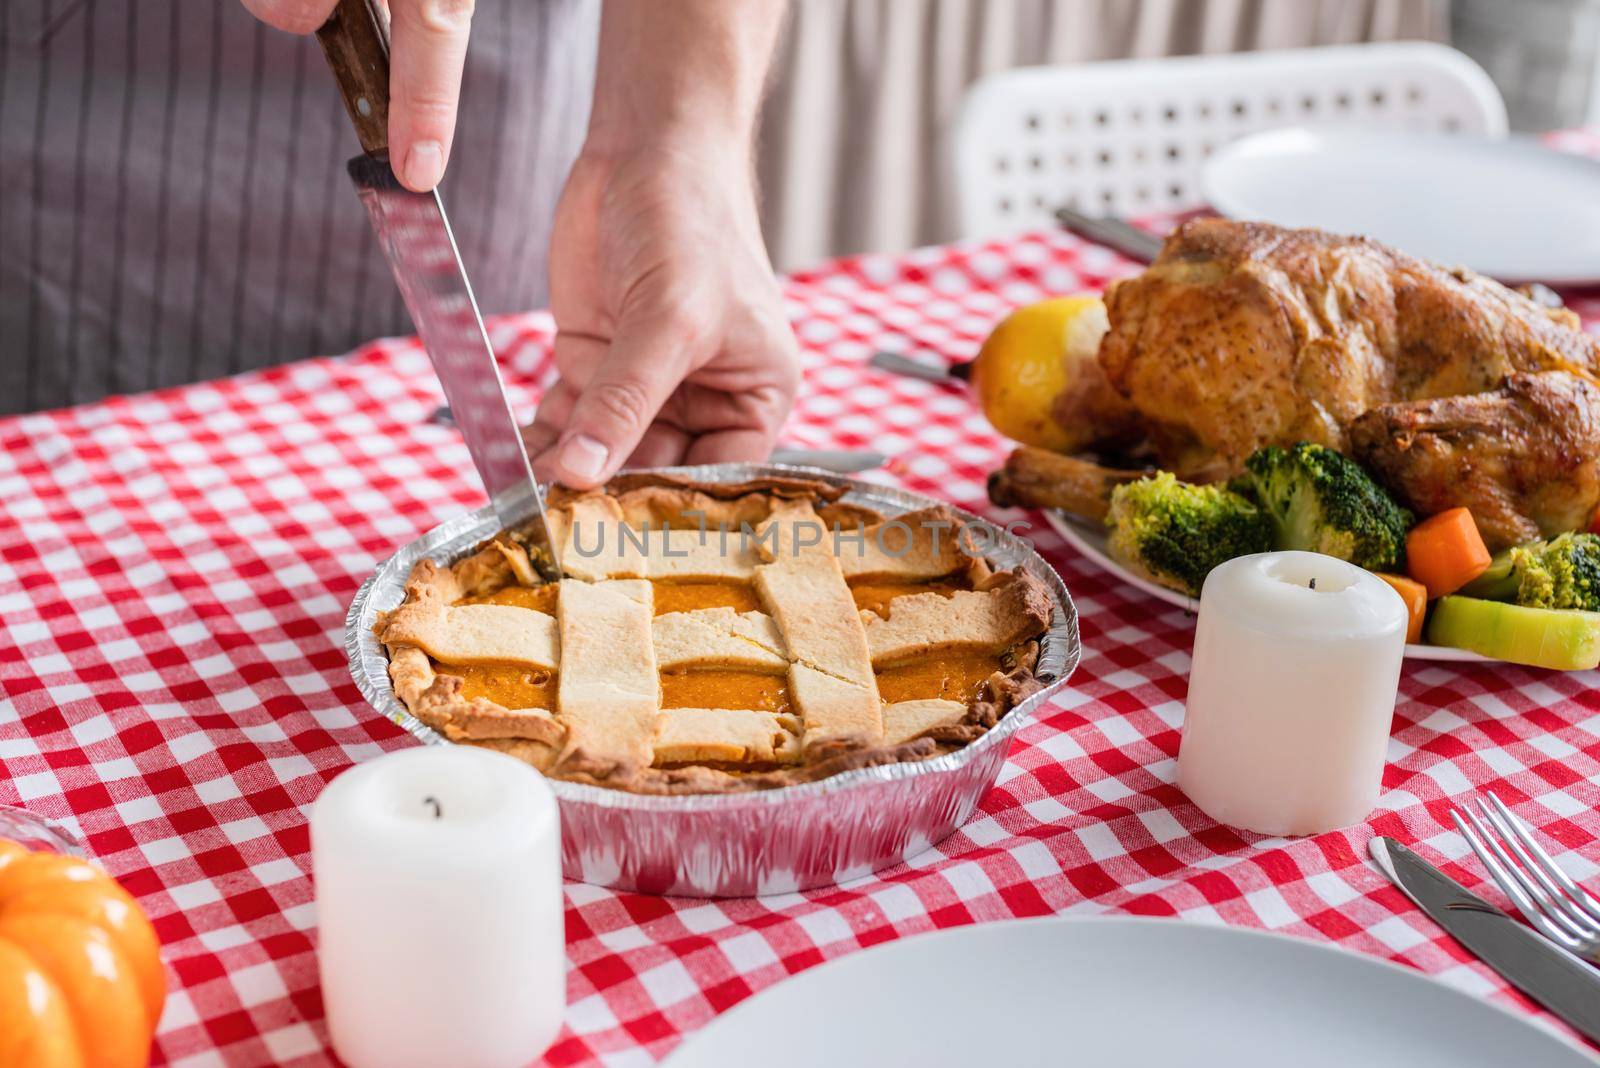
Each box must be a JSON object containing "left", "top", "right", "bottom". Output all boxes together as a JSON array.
[{"left": 4, "top": 132, "right": 1600, "bottom": 1066}]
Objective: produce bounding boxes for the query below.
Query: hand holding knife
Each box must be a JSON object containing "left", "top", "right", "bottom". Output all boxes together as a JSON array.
[{"left": 313, "top": 0, "right": 559, "bottom": 576}]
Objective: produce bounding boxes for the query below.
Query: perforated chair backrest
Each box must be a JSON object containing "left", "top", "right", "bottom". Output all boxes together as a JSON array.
[{"left": 951, "top": 42, "right": 1507, "bottom": 239}]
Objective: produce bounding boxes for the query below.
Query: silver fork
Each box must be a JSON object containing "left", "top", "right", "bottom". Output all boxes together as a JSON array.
[{"left": 1452, "top": 791, "right": 1600, "bottom": 964}]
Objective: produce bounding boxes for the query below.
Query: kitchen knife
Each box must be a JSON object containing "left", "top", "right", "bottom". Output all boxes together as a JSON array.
[
  {"left": 1370, "top": 836, "right": 1600, "bottom": 1044},
  {"left": 314, "top": 0, "right": 557, "bottom": 574},
  {"left": 1054, "top": 206, "right": 1165, "bottom": 264}
]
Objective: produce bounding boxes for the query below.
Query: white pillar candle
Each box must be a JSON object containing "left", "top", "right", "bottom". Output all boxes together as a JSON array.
[
  {"left": 1177, "top": 551, "right": 1407, "bottom": 837},
  {"left": 313, "top": 746, "right": 564, "bottom": 1068}
]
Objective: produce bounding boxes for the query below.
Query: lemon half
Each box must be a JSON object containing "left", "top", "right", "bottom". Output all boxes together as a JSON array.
[{"left": 968, "top": 295, "right": 1109, "bottom": 451}]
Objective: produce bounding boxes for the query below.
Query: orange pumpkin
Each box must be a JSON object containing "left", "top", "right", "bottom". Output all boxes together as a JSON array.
[{"left": 0, "top": 839, "right": 165, "bottom": 1068}]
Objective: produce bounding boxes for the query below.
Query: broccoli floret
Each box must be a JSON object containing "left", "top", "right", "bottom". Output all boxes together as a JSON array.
[
  {"left": 1240, "top": 443, "right": 1413, "bottom": 571},
  {"left": 1462, "top": 550, "right": 1518, "bottom": 602},
  {"left": 1106, "top": 472, "right": 1272, "bottom": 597},
  {"left": 1462, "top": 533, "right": 1600, "bottom": 611}
]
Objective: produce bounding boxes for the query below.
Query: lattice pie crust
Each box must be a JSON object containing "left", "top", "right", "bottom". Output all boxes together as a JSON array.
[{"left": 376, "top": 475, "right": 1052, "bottom": 794}]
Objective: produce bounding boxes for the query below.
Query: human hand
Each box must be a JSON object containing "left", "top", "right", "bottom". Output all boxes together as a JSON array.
[
  {"left": 240, "top": 0, "right": 473, "bottom": 191},
  {"left": 523, "top": 141, "right": 801, "bottom": 488}
]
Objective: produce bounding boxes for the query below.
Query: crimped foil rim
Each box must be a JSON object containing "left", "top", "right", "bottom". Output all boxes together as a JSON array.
[{"left": 344, "top": 464, "right": 1081, "bottom": 813}]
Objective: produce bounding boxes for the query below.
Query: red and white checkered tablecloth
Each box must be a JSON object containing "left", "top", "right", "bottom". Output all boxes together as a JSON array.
[{"left": 5, "top": 131, "right": 1600, "bottom": 1067}]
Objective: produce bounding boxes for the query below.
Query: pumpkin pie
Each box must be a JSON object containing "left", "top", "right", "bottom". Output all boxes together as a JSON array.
[{"left": 376, "top": 474, "right": 1054, "bottom": 793}]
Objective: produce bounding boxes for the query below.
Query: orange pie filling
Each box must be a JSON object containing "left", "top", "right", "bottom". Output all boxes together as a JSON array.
[
  {"left": 660, "top": 670, "right": 791, "bottom": 714},
  {"left": 436, "top": 576, "right": 1005, "bottom": 714},
  {"left": 454, "top": 663, "right": 559, "bottom": 709},
  {"left": 874, "top": 652, "right": 1004, "bottom": 705},
  {"left": 457, "top": 584, "right": 561, "bottom": 612},
  {"left": 650, "top": 581, "right": 762, "bottom": 616}
]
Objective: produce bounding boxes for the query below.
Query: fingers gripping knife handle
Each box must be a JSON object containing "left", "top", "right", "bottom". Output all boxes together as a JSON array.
[{"left": 315, "top": 0, "right": 392, "bottom": 158}]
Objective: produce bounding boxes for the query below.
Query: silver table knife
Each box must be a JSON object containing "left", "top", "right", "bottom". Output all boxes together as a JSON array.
[
  {"left": 869, "top": 351, "right": 960, "bottom": 383},
  {"left": 1371, "top": 836, "right": 1600, "bottom": 1044},
  {"left": 1054, "top": 206, "right": 1165, "bottom": 264},
  {"left": 315, "top": 0, "right": 556, "bottom": 573},
  {"left": 767, "top": 448, "right": 886, "bottom": 474}
]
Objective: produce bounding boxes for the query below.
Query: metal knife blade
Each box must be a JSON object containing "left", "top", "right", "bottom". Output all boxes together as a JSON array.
[
  {"left": 1371, "top": 836, "right": 1600, "bottom": 1043},
  {"left": 767, "top": 448, "right": 887, "bottom": 473},
  {"left": 346, "top": 158, "right": 554, "bottom": 547},
  {"left": 869, "top": 351, "right": 959, "bottom": 383},
  {"left": 315, "top": 0, "right": 555, "bottom": 573},
  {"left": 1054, "top": 207, "right": 1165, "bottom": 264}
]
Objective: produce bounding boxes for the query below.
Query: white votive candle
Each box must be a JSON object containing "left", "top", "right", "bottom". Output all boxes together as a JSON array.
[
  {"left": 1177, "top": 551, "right": 1407, "bottom": 837},
  {"left": 313, "top": 746, "right": 564, "bottom": 1068}
]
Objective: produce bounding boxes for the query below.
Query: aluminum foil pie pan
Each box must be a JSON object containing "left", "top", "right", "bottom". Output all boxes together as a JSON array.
[{"left": 345, "top": 464, "right": 1081, "bottom": 897}]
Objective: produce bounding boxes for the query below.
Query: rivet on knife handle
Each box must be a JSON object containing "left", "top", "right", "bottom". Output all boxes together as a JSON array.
[{"left": 315, "top": 0, "right": 392, "bottom": 158}]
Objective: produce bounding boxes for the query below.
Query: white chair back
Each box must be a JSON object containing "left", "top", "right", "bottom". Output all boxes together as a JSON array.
[{"left": 951, "top": 42, "right": 1507, "bottom": 238}]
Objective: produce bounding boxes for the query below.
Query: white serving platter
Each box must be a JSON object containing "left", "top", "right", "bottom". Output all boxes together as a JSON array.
[
  {"left": 666, "top": 917, "right": 1594, "bottom": 1068},
  {"left": 1044, "top": 509, "right": 1487, "bottom": 663},
  {"left": 1202, "top": 126, "right": 1600, "bottom": 285}
]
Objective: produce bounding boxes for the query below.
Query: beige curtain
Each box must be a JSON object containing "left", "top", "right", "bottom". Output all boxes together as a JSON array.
[{"left": 757, "top": 0, "right": 1450, "bottom": 269}]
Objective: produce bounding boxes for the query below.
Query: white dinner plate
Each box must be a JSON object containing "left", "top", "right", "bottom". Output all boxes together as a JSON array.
[
  {"left": 1043, "top": 509, "right": 1486, "bottom": 663},
  {"left": 666, "top": 918, "right": 1594, "bottom": 1068},
  {"left": 1202, "top": 127, "right": 1600, "bottom": 284}
]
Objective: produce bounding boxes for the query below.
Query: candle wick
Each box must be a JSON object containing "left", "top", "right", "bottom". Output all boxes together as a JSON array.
[
  {"left": 1309, "top": 578, "right": 1316, "bottom": 590},
  {"left": 423, "top": 796, "right": 442, "bottom": 820}
]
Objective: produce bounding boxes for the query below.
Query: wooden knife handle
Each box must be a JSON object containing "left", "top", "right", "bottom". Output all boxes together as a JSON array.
[{"left": 315, "top": 0, "right": 392, "bottom": 158}]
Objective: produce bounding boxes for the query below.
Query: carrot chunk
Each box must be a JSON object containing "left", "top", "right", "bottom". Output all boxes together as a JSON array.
[
  {"left": 1406, "top": 507, "right": 1492, "bottom": 600},
  {"left": 1374, "top": 572, "right": 1428, "bottom": 644}
]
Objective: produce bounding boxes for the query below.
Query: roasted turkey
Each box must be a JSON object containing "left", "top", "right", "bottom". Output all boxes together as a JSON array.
[
  {"left": 1349, "top": 372, "right": 1600, "bottom": 551},
  {"left": 1093, "top": 219, "right": 1600, "bottom": 481}
]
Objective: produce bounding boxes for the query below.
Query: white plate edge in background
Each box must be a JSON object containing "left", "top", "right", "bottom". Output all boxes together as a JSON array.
[{"left": 1201, "top": 126, "right": 1600, "bottom": 285}]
